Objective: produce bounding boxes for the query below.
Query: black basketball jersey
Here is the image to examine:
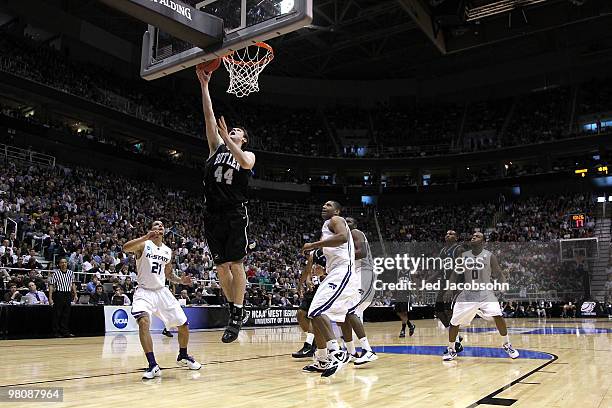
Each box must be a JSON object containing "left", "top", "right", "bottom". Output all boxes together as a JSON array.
[
  {"left": 439, "top": 243, "right": 464, "bottom": 282},
  {"left": 204, "top": 144, "right": 250, "bottom": 210}
]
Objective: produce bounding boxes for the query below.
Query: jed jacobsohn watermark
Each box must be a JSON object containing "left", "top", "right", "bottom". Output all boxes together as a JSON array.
[
  {"left": 371, "top": 254, "right": 510, "bottom": 292},
  {"left": 0, "top": 387, "right": 63, "bottom": 402}
]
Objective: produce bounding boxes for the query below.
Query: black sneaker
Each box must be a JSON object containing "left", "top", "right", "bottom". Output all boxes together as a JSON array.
[
  {"left": 408, "top": 323, "right": 416, "bottom": 336},
  {"left": 399, "top": 329, "right": 406, "bottom": 338},
  {"left": 455, "top": 336, "right": 464, "bottom": 353},
  {"left": 222, "top": 308, "right": 243, "bottom": 344},
  {"left": 162, "top": 328, "right": 173, "bottom": 338},
  {"left": 292, "top": 342, "right": 316, "bottom": 358}
]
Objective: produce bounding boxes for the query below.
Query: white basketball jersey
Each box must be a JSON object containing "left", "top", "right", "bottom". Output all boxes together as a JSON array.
[
  {"left": 136, "top": 240, "right": 172, "bottom": 290},
  {"left": 462, "top": 248, "right": 492, "bottom": 284},
  {"left": 321, "top": 217, "right": 355, "bottom": 272}
]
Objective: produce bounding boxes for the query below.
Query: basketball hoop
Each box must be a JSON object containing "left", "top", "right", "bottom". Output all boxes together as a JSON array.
[{"left": 222, "top": 42, "right": 274, "bottom": 98}]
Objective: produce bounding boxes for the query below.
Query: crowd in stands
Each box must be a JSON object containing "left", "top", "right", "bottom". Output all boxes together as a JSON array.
[
  {"left": 0, "top": 157, "right": 600, "bottom": 312},
  {"left": 1, "top": 30, "right": 611, "bottom": 162}
]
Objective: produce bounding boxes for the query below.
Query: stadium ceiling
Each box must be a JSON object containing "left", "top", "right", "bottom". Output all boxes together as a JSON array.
[{"left": 19, "top": 0, "right": 612, "bottom": 79}]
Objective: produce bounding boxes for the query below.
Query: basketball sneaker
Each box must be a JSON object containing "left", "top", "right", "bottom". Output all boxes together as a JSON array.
[
  {"left": 321, "top": 349, "right": 349, "bottom": 378},
  {"left": 349, "top": 352, "right": 360, "bottom": 362},
  {"left": 354, "top": 350, "right": 378, "bottom": 366},
  {"left": 503, "top": 343, "right": 519, "bottom": 359},
  {"left": 142, "top": 364, "right": 161, "bottom": 380},
  {"left": 222, "top": 307, "right": 244, "bottom": 344},
  {"left": 442, "top": 347, "right": 457, "bottom": 361},
  {"left": 408, "top": 322, "right": 416, "bottom": 336},
  {"left": 455, "top": 336, "right": 464, "bottom": 353},
  {"left": 399, "top": 329, "right": 406, "bottom": 338},
  {"left": 161, "top": 328, "right": 173, "bottom": 338},
  {"left": 302, "top": 360, "right": 329, "bottom": 373},
  {"left": 177, "top": 354, "right": 202, "bottom": 370},
  {"left": 292, "top": 342, "right": 316, "bottom": 358}
]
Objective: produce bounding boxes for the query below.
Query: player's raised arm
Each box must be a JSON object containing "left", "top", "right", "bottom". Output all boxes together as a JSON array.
[
  {"left": 301, "top": 216, "right": 348, "bottom": 253},
  {"left": 123, "top": 230, "right": 160, "bottom": 258},
  {"left": 196, "top": 64, "right": 223, "bottom": 157},
  {"left": 351, "top": 229, "right": 366, "bottom": 260}
]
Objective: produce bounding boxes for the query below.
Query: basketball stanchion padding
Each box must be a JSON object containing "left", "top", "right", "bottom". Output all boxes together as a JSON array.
[{"left": 222, "top": 42, "right": 274, "bottom": 98}]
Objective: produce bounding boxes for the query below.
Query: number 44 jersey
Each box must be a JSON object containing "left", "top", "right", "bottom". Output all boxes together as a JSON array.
[
  {"left": 137, "top": 240, "right": 172, "bottom": 290},
  {"left": 204, "top": 144, "right": 250, "bottom": 211}
]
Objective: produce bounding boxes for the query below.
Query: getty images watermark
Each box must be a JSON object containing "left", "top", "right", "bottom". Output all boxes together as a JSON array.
[{"left": 371, "top": 254, "right": 510, "bottom": 292}]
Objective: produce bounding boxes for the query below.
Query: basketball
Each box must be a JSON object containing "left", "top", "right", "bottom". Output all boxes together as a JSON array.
[{"left": 198, "top": 58, "right": 221, "bottom": 74}]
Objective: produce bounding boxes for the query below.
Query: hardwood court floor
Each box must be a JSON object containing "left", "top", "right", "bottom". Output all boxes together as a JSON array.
[{"left": 0, "top": 318, "right": 610, "bottom": 408}]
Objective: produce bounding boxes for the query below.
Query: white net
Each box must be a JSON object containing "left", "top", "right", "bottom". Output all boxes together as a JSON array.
[{"left": 222, "top": 42, "right": 274, "bottom": 98}]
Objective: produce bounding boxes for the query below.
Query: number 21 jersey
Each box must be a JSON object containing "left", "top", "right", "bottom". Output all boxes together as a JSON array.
[
  {"left": 204, "top": 144, "right": 250, "bottom": 210},
  {"left": 137, "top": 240, "right": 172, "bottom": 290}
]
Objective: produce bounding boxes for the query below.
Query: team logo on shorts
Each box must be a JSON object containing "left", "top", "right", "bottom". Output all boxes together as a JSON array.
[
  {"left": 112, "top": 309, "right": 129, "bottom": 329},
  {"left": 328, "top": 282, "right": 337, "bottom": 290}
]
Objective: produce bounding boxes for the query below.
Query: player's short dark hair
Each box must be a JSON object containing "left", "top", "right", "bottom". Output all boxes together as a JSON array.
[
  {"left": 235, "top": 125, "right": 249, "bottom": 147},
  {"left": 330, "top": 201, "right": 342, "bottom": 212},
  {"left": 346, "top": 217, "right": 357, "bottom": 228}
]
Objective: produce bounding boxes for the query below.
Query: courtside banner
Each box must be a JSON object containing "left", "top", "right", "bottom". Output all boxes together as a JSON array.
[
  {"left": 104, "top": 306, "right": 221, "bottom": 332},
  {"left": 242, "top": 307, "right": 299, "bottom": 327}
]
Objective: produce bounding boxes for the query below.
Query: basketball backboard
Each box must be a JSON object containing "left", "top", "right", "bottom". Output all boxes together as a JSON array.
[{"left": 141, "top": 0, "right": 312, "bottom": 80}]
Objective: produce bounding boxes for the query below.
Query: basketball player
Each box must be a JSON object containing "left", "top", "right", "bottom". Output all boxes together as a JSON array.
[
  {"left": 394, "top": 295, "right": 416, "bottom": 338},
  {"left": 197, "top": 65, "right": 255, "bottom": 343},
  {"left": 435, "top": 230, "right": 464, "bottom": 353},
  {"left": 123, "top": 221, "right": 201, "bottom": 379},
  {"left": 301, "top": 201, "right": 358, "bottom": 377},
  {"left": 443, "top": 232, "right": 519, "bottom": 361},
  {"left": 293, "top": 248, "right": 326, "bottom": 359},
  {"left": 342, "top": 217, "right": 377, "bottom": 365}
]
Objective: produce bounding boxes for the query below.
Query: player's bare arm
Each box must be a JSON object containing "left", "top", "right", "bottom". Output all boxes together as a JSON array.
[
  {"left": 298, "top": 253, "right": 314, "bottom": 297},
  {"left": 490, "top": 254, "right": 505, "bottom": 284},
  {"left": 196, "top": 65, "right": 223, "bottom": 157},
  {"left": 301, "top": 216, "right": 348, "bottom": 253},
  {"left": 351, "top": 229, "right": 366, "bottom": 260},
  {"left": 164, "top": 257, "right": 193, "bottom": 286},
  {"left": 123, "top": 230, "right": 161, "bottom": 259},
  {"left": 217, "top": 116, "right": 256, "bottom": 169}
]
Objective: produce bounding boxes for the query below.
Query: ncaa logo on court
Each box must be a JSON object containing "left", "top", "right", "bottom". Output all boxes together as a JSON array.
[
  {"left": 112, "top": 309, "right": 129, "bottom": 329},
  {"left": 242, "top": 310, "right": 251, "bottom": 324}
]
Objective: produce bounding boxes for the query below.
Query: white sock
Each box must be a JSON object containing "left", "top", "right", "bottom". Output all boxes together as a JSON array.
[
  {"left": 234, "top": 304, "right": 243, "bottom": 308},
  {"left": 502, "top": 335, "right": 510, "bottom": 344},
  {"left": 359, "top": 337, "right": 372, "bottom": 352},
  {"left": 448, "top": 342, "right": 456, "bottom": 350},
  {"left": 455, "top": 335, "right": 461, "bottom": 342},
  {"left": 346, "top": 341, "right": 356, "bottom": 354},
  {"left": 326, "top": 339, "right": 339, "bottom": 351},
  {"left": 315, "top": 348, "right": 328, "bottom": 361},
  {"left": 305, "top": 332, "right": 315, "bottom": 345}
]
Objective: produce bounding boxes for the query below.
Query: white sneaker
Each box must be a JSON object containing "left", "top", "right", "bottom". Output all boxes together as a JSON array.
[
  {"left": 142, "top": 364, "right": 161, "bottom": 379},
  {"left": 503, "top": 343, "right": 519, "bottom": 359},
  {"left": 443, "top": 347, "right": 457, "bottom": 361},
  {"left": 177, "top": 355, "right": 202, "bottom": 370},
  {"left": 302, "top": 359, "right": 329, "bottom": 373},
  {"left": 354, "top": 350, "right": 378, "bottom": 366},
  {"left": 321, "top": 349, "right": 348, "bottom": 378},
  {"left": 349, "top": 352, "right": 360, "bottom": 362}
]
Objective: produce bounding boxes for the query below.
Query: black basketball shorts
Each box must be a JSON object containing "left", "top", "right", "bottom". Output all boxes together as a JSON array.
[
  {"left": 204, "top": 205, "right": 249, "bottom": 265},
  {"left": 394, "top": 301, "right": 409, "bottom": 314}
]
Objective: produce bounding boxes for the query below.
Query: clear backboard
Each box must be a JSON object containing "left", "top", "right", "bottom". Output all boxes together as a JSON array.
[{"left": 141, "top": 0, "right": 312, "bottom": 80}]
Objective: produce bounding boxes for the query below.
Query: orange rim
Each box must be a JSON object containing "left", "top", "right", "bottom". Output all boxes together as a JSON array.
[{"left": 223, "top": 42, "right": 274, "bottom": 66}]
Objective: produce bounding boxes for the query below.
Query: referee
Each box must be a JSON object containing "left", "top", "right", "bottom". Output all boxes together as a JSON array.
[{"left": 49, "top": 258, "right": 77, "bottom": 337}]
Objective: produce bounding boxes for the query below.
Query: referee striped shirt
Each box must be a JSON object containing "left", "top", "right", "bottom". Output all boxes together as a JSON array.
[{"left": 49, "top": 269, "right": 75, "bottom": 292}]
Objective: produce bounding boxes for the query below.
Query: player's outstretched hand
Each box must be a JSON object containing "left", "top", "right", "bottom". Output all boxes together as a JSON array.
[
  {"left": 196, "top": 63, "right": 212, "bottom": 85},
  {"left": 180, "top": 275, "right": 194, "bottom": 286},
  {"left": 301, "top": 243, "right": 315, "bottom": 255}
]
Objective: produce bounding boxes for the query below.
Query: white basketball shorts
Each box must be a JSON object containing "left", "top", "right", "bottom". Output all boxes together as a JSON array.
[
  {"left": 131, "top": 286, "right": 187, "bottom": 329},
  {"left": 308, "top": 263, "right": 359, "bottom": 323}
]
